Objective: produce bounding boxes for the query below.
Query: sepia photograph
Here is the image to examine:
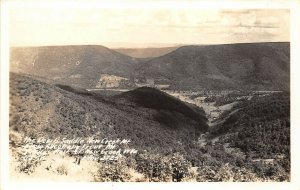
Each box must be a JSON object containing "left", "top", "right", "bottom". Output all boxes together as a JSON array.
[{"left": 1, "top": 0, "right": 300, "bottom": 188}]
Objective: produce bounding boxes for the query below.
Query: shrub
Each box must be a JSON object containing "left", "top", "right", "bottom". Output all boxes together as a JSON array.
[
  {"left": 56, "top": 164, "right": 68, "bottom": 175},
  {"left": 94, "top": 157, "right": 131, "bottom": 182}
]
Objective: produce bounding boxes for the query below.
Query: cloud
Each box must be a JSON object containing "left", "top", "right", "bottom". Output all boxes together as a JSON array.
[
  {"left": 9, "top": 6, "right": 290, "bottom": 47},
  {"left": 219, "top": 9, "right": 288, "bottom": 27}
]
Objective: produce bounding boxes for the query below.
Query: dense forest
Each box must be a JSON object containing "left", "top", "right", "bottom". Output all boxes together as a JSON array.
[
  {"left": 209, "top": 92, "right": 290, "bottom": 181},
  {"left": 9, "top": 73, "right": 290, "bottom": 182}
]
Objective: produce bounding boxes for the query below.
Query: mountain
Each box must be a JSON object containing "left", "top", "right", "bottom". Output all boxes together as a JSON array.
[
  {"left": 209, "top": 92, "right": 290, "bottom": 176},
  {"left": 9, "top": 73, "right": 208, "bottom": 153},
  {"left": 135, "top": 42, "right": 290, "bottom": 91},
  {"left": 10, "top": 45, "right": 138, "bottom": 88},
  {"left": 113, "top": 87, "right": 208, "bottom": 131},
  {"left": 114, "top": 47, "right": 179, "bottom": 58},
  {"left": 10, "top": 42, "right": 290, "bottom": 91},
  {"left": 9, "top": 72, "right": 290, "bottom": 181}
]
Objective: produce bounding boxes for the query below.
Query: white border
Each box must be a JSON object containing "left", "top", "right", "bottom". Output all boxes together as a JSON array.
[
  {"left": 1, "top": 0, "right": 300, "bottom": 190},
  {"left": 1, "top": 0, "right": 10, "bottom": 189}
]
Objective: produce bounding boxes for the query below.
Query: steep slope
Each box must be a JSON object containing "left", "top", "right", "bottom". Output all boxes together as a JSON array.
[
  {"left": 10, "top": 45, "right": 138, "bottom": 88},
  {"left": 113, "top": 87, "right": 208, "bottom": 131},
  {"left": 114, "top": 47, "right": 179, "bottom": 58},
  {"left": 209, "top": 92, "right": 290, "bottom": 176},
  {"left": 136, "top": 42, "right": 290, "bottom": 90},
  {"left": 9, "top": 73, "right": 208, "bottom": 155},
  {"left": 9, "top": 73, "right": 289, "bottom": 181}
]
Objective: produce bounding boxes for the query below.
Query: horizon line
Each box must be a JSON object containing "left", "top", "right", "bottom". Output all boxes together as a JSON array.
[{"left": 10, "top": 41, "right": 290, "bottom": 49}]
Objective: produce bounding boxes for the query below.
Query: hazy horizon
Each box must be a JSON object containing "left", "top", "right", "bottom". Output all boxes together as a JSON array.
[
  {"left": 9, "top": 41, "right": 290, "bottom": 49},
  {"left": 8, "top": 1, "right": 290, "bottom": 48}
]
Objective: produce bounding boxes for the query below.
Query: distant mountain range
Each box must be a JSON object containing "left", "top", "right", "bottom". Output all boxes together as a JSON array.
[
  {"left": 10, "top": 42, "right": 290, "bottom": 90},
  {"left": 135, "top": 42, "right": 290, "bottom": 90},
  {"left": 10, "top": 45, "right": 138, "bottom": 88},
  {"left": 114, "top": 47, "right": 179, "bottom": 58}
]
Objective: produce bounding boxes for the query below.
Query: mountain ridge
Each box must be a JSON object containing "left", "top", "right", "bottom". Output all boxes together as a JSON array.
[
  {"left": 135, "top": 42, "right": 289, "bottom": 90},
  {"left": 10, "top": 45, "right": 139, "bottom": 88},
  {"left": 10, "top": 42, "right": 290, "bottom": 91}
]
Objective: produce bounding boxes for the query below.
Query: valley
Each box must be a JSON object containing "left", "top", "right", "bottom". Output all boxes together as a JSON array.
[
  {"left": 86, "top": 87, "right": 281, "bottom": 128},
  {"left": 9, "top": 42, "right": 290, "bottom": 182},
  {"left": 10, "top": 42, "right": 290, "bottom": 91}
]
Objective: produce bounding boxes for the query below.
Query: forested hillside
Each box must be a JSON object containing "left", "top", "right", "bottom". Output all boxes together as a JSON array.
[
  {"left": 209, "top": 92, "right": 290, "bottom": 181},
  {"left": 10, "top": 46, "right": 138, "bottom": 88},
  {"left": 136, "top": 42, "right": 289, "bottom": 90},
  {"left": 9, "top": 73, "right": 290, "bottom": 181},
  {"left": 10, "top": 42, "right": 289, "bottom": 91}
]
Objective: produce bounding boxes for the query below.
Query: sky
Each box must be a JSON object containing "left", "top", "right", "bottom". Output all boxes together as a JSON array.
[{"left": 7, "top": 1, "right": 290, "bottom": 48}]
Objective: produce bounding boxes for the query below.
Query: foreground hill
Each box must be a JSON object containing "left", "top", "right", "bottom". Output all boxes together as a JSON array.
[
  {"left": 136, "top": 42, "right": 290, "bottom": 90},
  {"left": 9, "top": 73, "right": 289, "bottom": 181},
  {"left": 9, "top": 73, "right": 208, "bottom": 155},
  {"left": 209, "top": 92, "right": 290, "bottom": 180},
  {"left": 10, "top": 45, "right": 138, "bottom": 88},
  {"left": 9, "top": 73, "right": 211, "bottom": 181}
]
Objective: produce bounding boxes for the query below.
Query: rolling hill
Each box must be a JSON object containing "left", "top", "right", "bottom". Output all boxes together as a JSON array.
[
  {"left": 9, "top": 73, "right": 208, "bottom": 154},
  {"left": 135, "top": 42, "right": 290, "bottom": 90},
  {"left": 208, "top": 92, "right": 290, "bottom": 179},
  {"left": 10, "top": 45, "right": 138, "bottom": 88},
  {"left": 10, "top": 42, "right": 290, "bottom": 91},
  {"left": 113, "top": 87, "right": 207, "bottom": 131},
  {"left": 9, "top": 72, "right": 290, "bottom": 181}
]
